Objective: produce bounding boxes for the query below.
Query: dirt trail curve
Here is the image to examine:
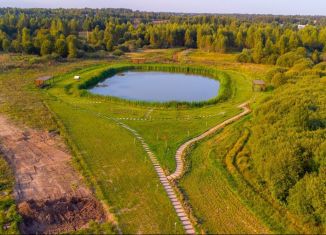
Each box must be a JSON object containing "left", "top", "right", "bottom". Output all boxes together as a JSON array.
[
  {"left": 167, "top": 102, "right": 251, "bottom": 181},
  {"left": 0, "top": 115, "right": 106, "bottom": 234}
]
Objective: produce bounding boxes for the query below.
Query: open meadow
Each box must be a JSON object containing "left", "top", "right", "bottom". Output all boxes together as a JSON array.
[{"left": 0, "top": 45, "right": 325, "bottom": 234}]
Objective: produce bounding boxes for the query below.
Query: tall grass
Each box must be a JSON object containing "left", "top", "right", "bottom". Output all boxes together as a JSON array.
[
  {"left": 0, "top": 156, "right": 21, "bottom": 234},
  {"left": 75, "top": 64, "right": 232, "bottom": 108}
]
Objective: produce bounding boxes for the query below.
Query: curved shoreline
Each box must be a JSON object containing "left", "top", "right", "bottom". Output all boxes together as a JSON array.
[
  {"left": 167, "top": 102, "right": 251, "bottom": 181},
  {"left": 75, "top": 64, "right": 232, "bottom": 108}
]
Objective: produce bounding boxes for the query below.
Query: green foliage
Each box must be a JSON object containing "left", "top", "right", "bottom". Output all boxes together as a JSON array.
[
  {"left": 2, "top": 39, "right": 10, "bottom": 52},
  {"left": 68, "top": 40, "right": 77, "bottom": 58},
  {"left": 237, "top": 49, "right": 253, "bottom": 63},
  {"left": 40, "top": 40, "right": 53, "bottom": 56},
  {"left": 250, "top": 77, "right": 326, "bottom": 232},
  {"left": 288, "top": 170, "right": 326, "bottom": 229},
  {"left": 1, "top": 9, "right": 326, "bottom": 62},
  {"left": 276, "top": 48, "right": 307, "bottom": 67},
  {"left": 55, "top": 39, "right": 68, "bottom": 57}
]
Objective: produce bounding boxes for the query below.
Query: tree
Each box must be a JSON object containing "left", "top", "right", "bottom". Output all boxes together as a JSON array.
[
  {"left": 278, "top": 35, "right": 288, "bottom": 55},
  {"left": 289, "top": 32, "right": 301, "bottom": 50},
  {"left": 2, "top": 38, "right": 10, "bottom": 52},
  {"left": 55, "top": 39, "right": 68, "bottom": 57},
  {"left": 311, "top": 50, "right": 320, "bottom": 64},
  {"left": 288, "top": 171, "right": 326, "bottom": 225},
  {"left": 67, "top": 36, "right": 77, "bottom": 58},
  {"left": 106, "top": 38, "right": 113, "bottom": 51},
  {"left": 21, "top": 27, "right": 33, "bottom": 53},
  {"left": 40, "top": 40, "right": 53, "bottom": 56},
  {"left": 300, "top": 25, "right": 320, "bottom": 50},
  {"left": 253, "top": 41, "right": 264, "bottom": 63},
  {"left": 68, "top": 19, "right": 79, "bottom": 35},
  {"left": 11, "top": 39, "right": 22, "bottom": 53},
  {"left": 235, "top": 30, "right": 244, "bottom": 49},
  {"left": 21, "top": 27, "right": 31, "bottom": 45},
  {"left": 185, "top": 28, "right": 196, "bottom": 48},
  {"left": 214, "top": 34, "right": 227, "bottom": 53}
]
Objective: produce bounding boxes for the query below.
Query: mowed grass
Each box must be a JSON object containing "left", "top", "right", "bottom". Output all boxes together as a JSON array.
[
  {"left": 179, "top": 121, "right": 270, "bottom": 234},
  {"left": 49, "top": 63, "right": 253, "bottom": 173},
  {"left": 48, "top": 100, "right": 184, "bottom": 234},
  {"left": 44, "top": 60, "right": 257, "bottom": 233}
]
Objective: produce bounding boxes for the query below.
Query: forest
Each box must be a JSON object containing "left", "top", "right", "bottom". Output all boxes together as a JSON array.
[{"left": 0, "top": 8, "right": 326, "bottom": 64}]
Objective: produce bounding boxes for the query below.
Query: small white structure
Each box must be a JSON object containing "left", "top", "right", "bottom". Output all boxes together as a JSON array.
[
  {"left": 74, "top": 75, "right": 80, "bottom": 80},
  {"left": 298, "top": 24, "right": 307, "bottom": 30}
]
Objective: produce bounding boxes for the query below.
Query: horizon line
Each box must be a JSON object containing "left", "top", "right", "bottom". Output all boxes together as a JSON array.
[{"left": 0, "top": 7, "right": 325, "bottom": 17}]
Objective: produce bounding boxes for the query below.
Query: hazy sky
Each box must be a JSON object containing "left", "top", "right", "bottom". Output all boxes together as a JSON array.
[{"left": 0, "top": 0, "right": 326, "bottom": 15}]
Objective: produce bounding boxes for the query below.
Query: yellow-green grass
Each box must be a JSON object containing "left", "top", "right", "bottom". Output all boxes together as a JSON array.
[
  {"left": 48, "top": 100, "right": 184, "bottom": 234},
  {"left": 0, "top": 57, "right": 107, "bottom": 130},
  {"left": 178, "top": 121, "right": 270, "bottom": 234},
  {"left": 48, "top": 64, "right": 253, "bottom": 173},
  {"left": 179, "top": 115, "right": 311, "bottom": 234},
  {"left": 0, "top": 51, "right": 271, "bottom": 233},
  {"left": 43, "top": 61, "right": 256, "bottom": 233},
  {"left": 178, "top": 50, "right": 273, "bottom": 79},
  {"left": 0, "top": 155, "right": 21, "bottom": 234}
]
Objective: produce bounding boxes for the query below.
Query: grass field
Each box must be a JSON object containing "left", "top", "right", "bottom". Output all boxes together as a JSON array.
[
  {"left": 0, "top": 50, "right": 287, "bottom": 234},
  {"left": 42, "top": 55, "right": 262, "bottom": 233},
  {"left": 178, "top": 121, "right": 270, "bottom": 234}
]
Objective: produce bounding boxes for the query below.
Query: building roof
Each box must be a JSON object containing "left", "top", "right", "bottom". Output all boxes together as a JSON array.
[
  {"left": 253, "top": 79, "right": 266, "bottom": 85},
  {"left": 35, "top": 76, "right": 53, "bottom": 82}
]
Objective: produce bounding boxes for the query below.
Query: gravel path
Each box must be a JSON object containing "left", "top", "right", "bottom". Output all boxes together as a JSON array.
[{"left": 167, "top": 102, "right": 251, "bottom": 181}]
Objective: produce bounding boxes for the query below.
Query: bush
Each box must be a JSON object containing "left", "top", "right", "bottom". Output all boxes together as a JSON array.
[
  {"left": 276, "top": 49, "right": 306, "bottom": 67},
  {"left": 236, "top": 49, "right": 253, "bottom": 63},
  {"left": 266, "top": 67, "right": 288, "bottom": 82},
  {"left": 112, "top": 49, "right": 124, "bottom": 56},
  {"left": 250, "top": 77, "right": 326, "bottom": 230}
]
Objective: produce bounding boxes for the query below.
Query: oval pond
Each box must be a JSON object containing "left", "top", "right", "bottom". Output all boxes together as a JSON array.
[{"left": 89, "top": 71, "right": 220, "bottom": 102}]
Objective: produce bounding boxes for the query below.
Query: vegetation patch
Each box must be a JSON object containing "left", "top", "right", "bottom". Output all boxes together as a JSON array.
[{"left": 0, "top": 155, "right": 21, "bottom": 234}]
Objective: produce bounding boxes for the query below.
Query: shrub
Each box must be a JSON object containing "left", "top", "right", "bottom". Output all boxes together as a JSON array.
[
  {"left": 236, "top": 49, "right": 253, "bottom": 63},
  {"left": 112, "top": 49, "right": 124, "bottom": 56},
  {"left": 276, "top": 50, "right": 306, "bottom": 67}
]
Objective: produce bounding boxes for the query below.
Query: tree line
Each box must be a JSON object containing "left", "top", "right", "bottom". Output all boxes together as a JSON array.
[{"left": 0, "top": 8, "right": 326, "bottom": 63}]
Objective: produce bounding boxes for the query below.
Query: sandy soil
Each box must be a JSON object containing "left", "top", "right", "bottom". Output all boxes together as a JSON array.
[{"left": 0, "top": 115, "right": 106, "bottom": 234}]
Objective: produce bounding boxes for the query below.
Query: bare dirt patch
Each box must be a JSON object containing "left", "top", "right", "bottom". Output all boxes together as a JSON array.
[
  {"left": 0, "top": 115, "right": 106, "bottom": 234},
  {"left": 19, "top": 197, "right": 106, "bottom": 234}
]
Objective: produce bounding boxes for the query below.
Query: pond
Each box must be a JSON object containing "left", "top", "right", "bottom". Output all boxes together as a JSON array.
[{"left": 88, "top": 71, "right": 220, "bottom": 102}]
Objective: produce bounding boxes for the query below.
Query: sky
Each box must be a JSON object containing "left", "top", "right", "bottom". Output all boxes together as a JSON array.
[{"left": 0, "top": 0, "right": 326, "bottom": 16}]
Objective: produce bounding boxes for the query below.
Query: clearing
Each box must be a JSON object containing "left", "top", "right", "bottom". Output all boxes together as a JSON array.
[{"left": 0, "top": 115, "right": 107, "bottom": 234}]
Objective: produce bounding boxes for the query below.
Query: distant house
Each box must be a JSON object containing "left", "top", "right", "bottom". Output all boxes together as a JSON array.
[
  {"left": 35, "top": 76, "right": 53, "bottom": 88},
  {"left": 252, "top": 80, "right": 266, "bottom": 91},
  {"left": 131, "top": 58, "right": 146, "bottom": 64},
  {"left": 298, "top": 24, "right": 307, "bottom": 30},
  {"left": 78, "top": 31, "right": 89, "bottom": 39},
  {"left": 152, "top": 20, "right": 169, "bottom": 25}
]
